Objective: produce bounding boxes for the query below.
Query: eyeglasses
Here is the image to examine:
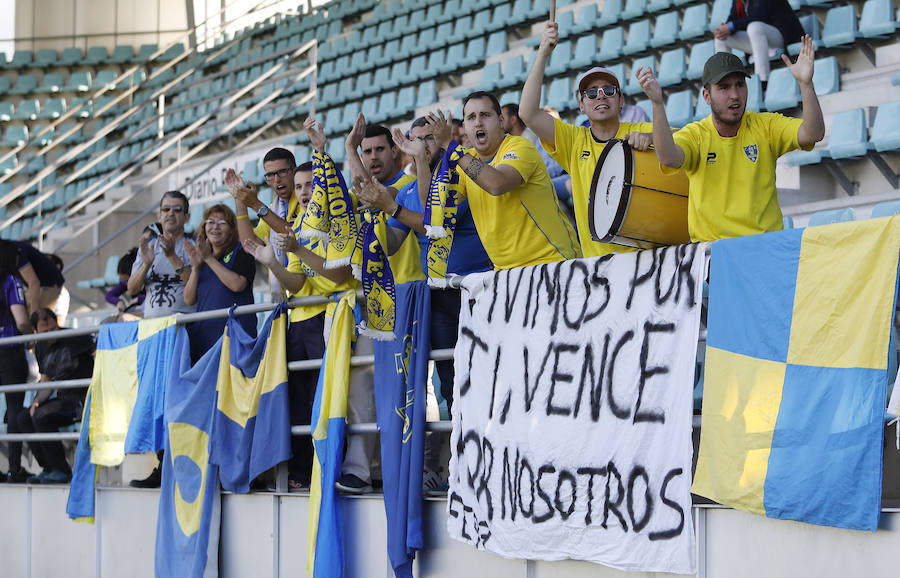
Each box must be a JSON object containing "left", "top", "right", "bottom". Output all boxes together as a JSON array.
[
  {"left": 264, "top": 168, "right": 293, "bottom": 181},
  {"left": 415, "top": 135, "right": 437, "bottom": 144},
  {"left": 583, "top": 85, "right": 619, "bottom": 99},
  {"left": 160, "top": 205, "right": 185, "bottom": 213},
  {"left": 205, "top": 219, "right": 229, "bottom": 228}
]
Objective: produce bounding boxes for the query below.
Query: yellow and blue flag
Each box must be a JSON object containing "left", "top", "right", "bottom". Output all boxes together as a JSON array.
[
  {"left": 212, "top": 305, "right": 291, "bottom": 493},
  {"left": 156, "top": 325, "right": 220, "bottom": 578},
  {"left": 67, "top": 316, "right": 177, "bottom": 520},
  {"left": 693, "top": 217, "right": 900, "bottom": 531},
  {"left": 374, "top": 281, "right": 430, "bottom": 578},
  {"left": 307, "top": 291, "right": 359, "bottom": 577}
]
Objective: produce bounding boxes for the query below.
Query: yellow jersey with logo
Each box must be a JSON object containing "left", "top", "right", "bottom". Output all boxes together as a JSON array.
[
  {"left": 286, "top": 209, "right": 359, "bottom": 322},
  {"left": 253, "top": 195, "right": 301, "bottom": 240},
  {"left": 377, "top": 171, "right": 426, "bottom": 284},
  {"left": 456, "top": 134, "right": 582, "bottom": 269},
  {"left": 665, "top": 111, "right": 808, "bottom": 242},
  {"left": 543, "top": 118, "right": 653, "bottom": 257}
]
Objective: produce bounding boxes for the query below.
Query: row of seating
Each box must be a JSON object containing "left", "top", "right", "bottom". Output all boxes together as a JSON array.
[
  {"left": 0, "top": 68, "right": 146, "bottom": 98},
  {"left": 319, "top": 81, "right": 438, "bottom": 134},
  {"left": 0, "top": 44, "right": 181, "bottom": 70},
  {"left": 787, "top": 103, "right": 900, "bottom": 165}
]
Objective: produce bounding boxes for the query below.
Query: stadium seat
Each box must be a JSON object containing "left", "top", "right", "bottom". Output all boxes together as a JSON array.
[
  {"left": 64, "top": 71, "right": 92, "bottom": 92},
  {"left": 621, "top": 0, "right": 647, "bottom": 20},
  {"left": 860, "top": 0, "right": 897, "bottom": 37},
  {"left": 0, "top": 102, "right": 12, "bottom": 122},
  {"left": 625, "top": 55, "right": 655, "bottom": 95},
  {"left": 395, "top": 86, "right": 417, "bottom": 118},
  {"left": 449, "top": 15, "right": 473, "bottom": 44},
  {"left": 807, "top": 208, "right": 856, "bottom": 226},
  {"left": 527, "top": 0, "right": 551, "bottom": 20},
  {"left": 433, "top": 22, "right": 454, "bottom": 49},
  {"left": 547, "top": 41, "right": 572, "bottom": 76},
  {"left": 623, "top": 19, "right": 651, "bottom": 55},
  {"left": 59, "top": 47, "right": 82, "bottom": 66},
  {"left": 708, "top": 0, "right": 732, "bottom": 31},
  {"left": 746, "top": 74, "right": 763, "bottom": 112},
  {"left": 372, "top": 91, "right": 396, "bottom": 123},
  {"left": 110, "top": 45, "right": 134, "bottom": 64},
  {"left": 461, "top": 37, "right": 486, "bottom": 68},
  {"left": 571, "top": 4, "right": 599, "bottom": 35},
  {"left": 494, "top": 54, "right": 526, "bottom": 91},
  {"left": 1, "top": 126, "right": 29, "bottom": 147},
  {"left": 135, "top": 43, "right": 159, "bottom": 62},
  {"left": 813, "top": 56, "right": 840, "bottom": 95},
  {"left": 0, "top": 77, "right": 10, "bottom": 94},
  {"left": 764, "top": 67, "right": 800, "bottom": 111},
  {"left": 486, "top": 31, "right": 507, "bottom": 57},
  {"left": 10, "top": 74, "right": 38, "bottom": 95},
  {"left": 680, "top": 4, "right": 708, "bottom": 40},
  {"left": 37, "top": 72, "right": 64, "bottom": 93},
  {"left": 557, "top": 10, "right": 576, "bottom": 39},
  {"left": 8, "top": 50, "right": 32, "bottom": 69},
  {"left": 872, "top": 200, "right": 900, "bottom": 218},
  {"left": 788, "top": 14, "right": 821, "bottom": 54},
  {"left": 822, "top": 5, "right": 858, "bottom": 47},
  {"left": 783, "top": 215, "right": 795, "bottom": 229},
  {"left": 427, "top": 48, "right": 446, "bottom": 76},
  {"left": 84, "top": 46, "right": 109, "bottom": 65},
  {"left": 488, "top": 4, "right": 513, "bottom": 32},
  {"left": 666, "top": 90, "right": 694, "bottom": 128},
  {"left": 657, "top": 48, "right": 686, "bottom": 87},
  {"left": 39, "top": 98, "right": 66, "bottom": 120},
  {"left": 693, "top": 94, "right": 711, "bottom": 121},
  {"left": 418, "top": 81, "right": 437, "bottom": 107},
  {"left": 870, "top": 101, "right": 900, "bottom": 152},
  {"left": 651, "top": 12, "right": 680, "bottom": 48},
  {"left": 635, "top": 99, "right": 654, "bottom": 121},
  {"left": 599, "top": 27, "right": 624, "bottom": 62},
  {"left": 546, "top": 77, "right": 573, "bottom": 112},
  {"left": 827, "top": 108, "right": 868, "bottom": 159},
  {"left": 647, "top": 0, "right": 671, "bottom": 13},
  {"left": 0, "top": 155, "right": 17, "bottom": 175},
  {"left": 161, "top": 44, "right": 185, "bottom": 60},
  {"left": 94, "top": 69, "right": 119, "bottom": 90},
  {"left": 571, "top": 34, "right": 598, "bottom": 69},
  {"left": 35, "top": 49, "right": 57, "bottom": 67},
  {"left": 12, "top": 99, "right": 39, "bottom": 120},
  {"left": 373, "top": 67, "right": 390, "bottom": 92},
  {"left": 597, "top": 0, "right": 623, "bottom": 27},
  {"left": 386, "top": 61, "right": 408, "bottom": 89}
]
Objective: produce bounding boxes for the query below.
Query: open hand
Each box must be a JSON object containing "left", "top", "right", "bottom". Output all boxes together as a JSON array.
[
  {"left": 427, "top": 110, "right": 453, "bottom": 149},
  {"left": 184, "top": 240, "right": 203, "bottom": 268},
  {"left": 139, "top": 234, "right": 155, "bottom": 266},
  {"left": 713, "top": 23, "right": 730, "bottom": 40},
  {"left": 243, "top": 236, "right": 277, "bottom": 267},
  {"left": 158, "top": 232, "right": 176, "bottom": 257},
  {"left": 345, "top": 112, "right": 366, "bottom": 151},
  {"left": 354, "top": 175, "right": 395, "bottom": 213},
  {"left": 392, "top": 127, "right": 426, "bottom": 159},
  {"left": 224, "top": 168, "right": 260, "bottom": 205},
  {"left": 782, "top": 35, "right": 815, "bottom": 86},
  {"left": 304, "top": 116, "right": 328, "bottom": 153},
  {"left": 271, "top": 232, "right": 300, "bottom": 254}
]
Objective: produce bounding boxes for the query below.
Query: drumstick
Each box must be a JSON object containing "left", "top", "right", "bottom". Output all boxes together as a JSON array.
[{"left": 550, "top": 0, "right": 556, "bottom": 21}]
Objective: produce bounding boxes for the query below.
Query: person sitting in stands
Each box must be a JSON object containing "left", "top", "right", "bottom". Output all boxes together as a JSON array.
[
  {"left": 105, "top": 247, "right": 144, "bottom": 315},
  {"left": 183, "top": 204, "right": 257, "bottom": 364},
  {"left": 12, "top": 241, "right": 65, "bottom": 317},
  {"left": 18, "top": 308, "right": 93, "bottom": 484}
]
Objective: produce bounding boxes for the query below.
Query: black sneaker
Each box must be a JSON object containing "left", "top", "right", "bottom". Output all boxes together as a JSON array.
[
  {"left": 335, "top": 473, "right": 372, "bottom": 494},
  {"left": 6, "top": 469, "right": 31, "bottom": 483},
  {"left": 129, "top": 467, "right": 161, "bottom": 488}
]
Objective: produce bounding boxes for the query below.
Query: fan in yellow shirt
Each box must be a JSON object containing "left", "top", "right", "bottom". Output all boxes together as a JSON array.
[
  {"left": 431, "top": 92, "right": 581, "bottom": 270},
  {"left": 520, "top": 21, "right": 657, "bottom": 257},
  {"left": 636, "top": 40, "right": 825, "bottom": 242}
]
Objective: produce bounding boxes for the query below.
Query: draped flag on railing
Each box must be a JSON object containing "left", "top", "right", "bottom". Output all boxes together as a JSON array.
[
  {"left": 307, "top": 291, "right": 359, "bottom": 578},
  {"left": 212, "top": 306, "right": 291, "bottom": 493},
  {"left": 693, "top": 217, "right": 900, "bottom": 531},
  {"left": 373, "top": 281, "right": 430, "bottom": 578},
  {"left": 156, "top": 325, "right": 220, "bottom": 578},
  {"left": 67, "top": 316, "right": 177, "bottom": 521}
]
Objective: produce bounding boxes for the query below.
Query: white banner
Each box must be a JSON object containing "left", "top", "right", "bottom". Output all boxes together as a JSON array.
[{"left": 447, "top": 245, "right": 706, "bottom": 574}]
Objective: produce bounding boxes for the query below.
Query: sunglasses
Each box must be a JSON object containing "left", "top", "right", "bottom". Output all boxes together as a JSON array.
[
  {"left": 160, "top": 205, "right": 185, "bottom": 213},
  {"left": 583, "top": 85, "right": 619, "bottom": 99},
  {"left": 264, "top": 168, "right": 293, "bottom": 181}
]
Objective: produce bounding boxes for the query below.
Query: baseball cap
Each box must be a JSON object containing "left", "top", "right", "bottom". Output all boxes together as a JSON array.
[
  {"left": 701, "top": 52, "right": 750, "bottom": 86},
  {"left": 576, "top": 67, "right": 621, "bottom": 97}
]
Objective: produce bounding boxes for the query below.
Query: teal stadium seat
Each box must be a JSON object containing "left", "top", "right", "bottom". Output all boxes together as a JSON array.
[
  {"left": 546, "top": 41, "right": 572, "bottom": 76},
  {"left": 571, "top": 4, "right": 599, "bottom": 35},
  {"left": 680, "top": 4, "right": 708, "bottom": 40},
  {"left": 8, "top": 51, "right": 32, "bottom": 69},
  {"left": 494, "top": 54, "right": 525, "bottom": 91},
  {"left": 442, "top": 43, "right": 467, "bottom": 73},
  {"left": 827, "top": 108, "right": 868, "bottom": 159},
  {"left": 39, "top": 98, "right": 66, "bottom": 120},
  {"left": 872, "top": 201, "right": 900, "bottom": 218},
  {"left": 746, "top": 74, "right": 763, "bottom": 112},
  {"left": 59, "top": 47, "right": 82, "bottom": 66},
  {"left": 651, "top": 12, "right": 680, "bottom": 48},
  {"left": 625, "top": 55, "right": 655, "bottom": 95},
  {"left": 64, "top": 71, "right": 92, "bottom": 92},
  {"left": 84, "top": 46, "right": 109, "bottom": 65},
  {"left": 813, "top": 56, "right": 840, "bottom": 96},
  {"left": 13, "top": 99, "right": 39, "bottom": 120},
  {"left": 666, "top": 90, "right": 694, "bottom": 128},
  {"left": 658, "top": 48, "right": 686, "bottom": 87},
  {"left": 449, "top": 15, "right": 472, "bottom": 44},
  {"left": 0, "top": 77, "right": 9, "bottom": 93},
  {"left": 31, "top": 123, "right": 53, "bottom": 146},
  {"left": 418, "top": 81, "right": 437, "bottom": 107},
  {"left": 462, "top": 37, "right": 486, "bottom": 68},
  {"left": 571, "top": 34, "right": 598, "bottom": 69},
  {"left": 396, "top": 86, "right": 416, "bottom": 118},
  {"left": 647, "top": 0, "right": 671, "bottom": 13},
  {"left": 635, "top": 99, "right": 654, "bottom": 121},
  {"left": 694, "top": 95, "right": 711, "bottom": 121},
  {"left": 2, "top": 126, "right": 29, "bottom": 147},
  {"left": 387, "top": 61, "right": 408, "bottom": 90},
  {"left": 764, "top": 67, "right": 800, "bottom": 111},
  {"left": 110, "top": 45, "right": 134, "bottom": 64},
  {"left": 822, "top": 5, "right": 858, "bottom": 47},
  {"left": 35, "top": 49, "right": 57, "bottom": 67},
  {"left": 860, "top": 0, "right": 897, "bottom": 37},
  {"left": 486, "top": 31, "right": 507, "bottom": 57},
  {"left": 788, "top": 14, "right": 821, "bottom": 54},
  {"left": 134, "top": 43, "right": 157, "bottom": 62},
  {"left": 556, "top": 10, "right": 576, "bottom": 39},
  {"left": 161, "top": 44, "right": 185, "bottom": 60},
  {"left": 528, "top": 0, "right": 551, "bottom": 20},
  {"left": 870, "top": 101, "right": 900, "bottom": 152},
  {"left": 621, "top": 0, "right": 647, "bottom": 20},
  {"left": 10, "top": 74, "right": 38, "bottom": 95},
  {"left": 94, "top": 69, "right": 119, "bottom": 90},
  {"left": 599, "top": 27, "right": 624, "bottom": 62},
  {"left": 708, "top": 0, "right": 732, "bottom": 31},
  {"left": 426, "top": 48, "right": 446, "bottom": 76},
  {"left": 807, "top": 208, "right": 855, "bottom": 226},
  {"left": 623, "top": 19, "right": 651, "bottom": 55},
  {"left": 489, "top": 4, "right": 513, "bottom": 32},
  {"left": 598, "top": 0, "right": 623, "bottom": 27},
  {"left": 0, "top": 102, "right": 12, "bottom": 121},
  {"left": 783, "top": 215, "right": 794, "bottom": 229},
  {"left": 0, "top": 155, "right": 17, "bottom": 175},
  {"left": 546, "top": 77, "right": 573, "bottom": 112}
]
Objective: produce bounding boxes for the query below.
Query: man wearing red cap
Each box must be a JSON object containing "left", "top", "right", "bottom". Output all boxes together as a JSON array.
[{"left": 520, "top": 21, "right": 654, "bottom": 257}]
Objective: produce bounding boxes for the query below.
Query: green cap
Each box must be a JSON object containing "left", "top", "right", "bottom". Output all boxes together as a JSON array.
[{"left": 701, "top": 52, "right": 750, "bottom": 86}]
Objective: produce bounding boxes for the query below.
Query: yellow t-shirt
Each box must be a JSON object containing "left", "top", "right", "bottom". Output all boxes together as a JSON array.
[
  {"left": 253, "top": 195, "right": 301, "bottom": 241},
  {"left": 286, "top": 210, "right": 359, "bottom": 322},
  {"left": 377, "top": 171, "right": 425, "bottom": 284},
  {"left": 456, "top": 134, "right": 582, "bottom": 269},
  {"left": 665, "top": 110, "right": 809, "bottom": 242},
  {"left": 543, "top": 118, "right": 654, "bottom": 257}
]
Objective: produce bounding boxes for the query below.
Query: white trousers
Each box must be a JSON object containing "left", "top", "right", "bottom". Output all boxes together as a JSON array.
[{"left": 714, "top": 21, "right": 785, "bottom": 81}]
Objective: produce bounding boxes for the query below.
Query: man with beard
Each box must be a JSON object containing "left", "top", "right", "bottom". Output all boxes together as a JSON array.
[{"left": 636, "top": 40, "right": 824, "bottom": 241}]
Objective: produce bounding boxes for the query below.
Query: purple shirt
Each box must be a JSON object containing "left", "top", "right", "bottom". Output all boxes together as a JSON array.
[{"left": 0, "top": 274, "right": 26, "bottom": 345}]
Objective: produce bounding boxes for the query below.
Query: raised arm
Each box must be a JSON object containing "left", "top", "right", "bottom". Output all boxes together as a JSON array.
[
  {"left": 785, "top": 36, "right": 825, "bottom": 148},
  {"left": 636, "top": 66, "right": 685, "bottom": 169},
  {"left": 224, "top": 169, "right": 292, "bottom": 240},
  {"left": 520, "top": 21, "right": 560, "bottom": 148},
  {"left": 344, "top": 113, "right": 370, "bottom": 183}
]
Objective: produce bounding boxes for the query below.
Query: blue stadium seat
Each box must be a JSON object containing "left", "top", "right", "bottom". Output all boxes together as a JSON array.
[
  {"left": 59, "top": 47, "right": 82, "bottom": 66},
  {"left": 634, "top": 99, "right": 654, "bottom": 121},
  {"left": 371, "top": 92, "right": 396, "bottom": 123},
  {"left": 375, "top": 40, "right": 397, "bottom": 66},
  {"left": 860, "top": 0, "right": 897, "bottom": 37},
  {"left": 495, "top": 54, "right": 527, "bottom": 91},
  {"left": 449, "top": 15, "right": 473, "bottom": 44},
  {"left": 1, "top": 126, "right": 29, "bottom": 147},
  {"left": 571, "top": 4, "right": 599, "bottom": 34},
  {"left": 84, "top": 46, "right": 109, "bottom": 65},
  {"left": 621, "top": 0, "right": 647, "bottom": 20},
  {"left": 395, "top": 86, "right": 417, "bottom": 118},
  {"left": 94, "top": 69, "right": 119, "bottom": 90},
  {"left": 783, "top": 215, "right": 794, "bottom": 229},
  {"left": 625, "top": 55, "right": 655, "bottom": 95},
  {"left": 486, "top": 31, "right": 507, "bottom": 57},
  {"left": 134, "top": 43, "right": 158, "bottom": 62},
  {"left": 10, "top": 74, "right": 37, "bottom": 95},
  {"left": 608, "top": 62, "right": 627, "bottom": 89},
  {"left": 546, "top": 77, "right": 573, "bottom": 112},
  {"left": 597, "top": 0, "right": 623, "bottom": 27},
  {"left": 647, "top": 0, "right": 671, "bottom": 13},
  {"left": 764, "top": 67, "right": 800, "bottom": 111},
  {"left": 488, "top": 4, "right": 513, "bottom": 32},
  {"left": 403, "top": 55, "right": 427, "bottom": 83},
  {"left": 599, "top": 27, "right": 624, "bottom": 62},
  {"left": 386, "top": 61, "right": 407, "bottom": 89},
  {"left": 828, "top": 108, "right": 868, "bottom": 159},
  {"left": 160, "top": 44, "right": 184, "bottom": 61},
  {"left": 110, "top": 45, "right": 134, "bottom": 64},
  {"left": 0, "top": 102, "right": 12, "bottom": 122},
  {"left": 746, "top": 74, "right": 763, "bottom": 112},
  {"left": 64, "top": 71, "right": 92, "bottom": 92},
  {"left": 546, "top": 41, "right": 572, "bottom": 76},
  {"left": 528, "top": 0, "right": 551, "bottom": 20},
  {"left": 0, "top": 155, "right": 18, "bottom": 175},
  {"left": 349, "top": 51, "right": 366, "bottom": 75},
  {"left": 872, "top": 201, "right": 900, "bottom": 218},
  {"left": 693, "top": 94, "right": 711, "bottom": 121},
  {"left": 651, "top": 12, "right": 680, "bottom": 47},
  {"left": 822, "top": 5, "right": 858, "bottom": 47},
  {"left": 427, "top": 48, "right": 447, "bottom": 74},
  {"left": 418, "top": 81, "right": 437, "bottom": 107},
  {"left": 35, "top": 49, "right": 57, "bottom": 67},
  {"left": 37, "top": 72, "right": 64, "bottom": 93},
  {"left": 680, "top": 4, "right": 708, "bottom": 40},
  {"left": 666, "top": 90, "right": 694, "bottom": 128},
  {"left": 462, "top": 37, "right": 486, "bottom": 68},
  {"left": 39, "top": 98, "right": 66, "bottom": 120},
  {"left": 0, "top": 76, "right": 10, "bottom": 95},
  {"left": 623, "top": 19, "right": 651, "bottom": 55},
  {"left": 475, "top": 61, "right": 503, "bottom": 92},
  {"left": 13, "top": 99, "right": 39, "bottom": 120},
  {"left": 708, "top": 0, "right": 732, "bottom": 30},
  {"left": 788, "top": 14, "right": 821, "bottom": 55},
  {"left": 571, "top": 33, "right": 598, "bottom": 69},
  {"left": 658, "top": 48, "right": 686, "bottom": 87},
  {"left": 8, "top": 50, "right": 32, "bottom": 69},
  {"left": 813, "top": 56, "right": 840, "bottom": 96},
  {"left": 807, "top": 208, "right": 855, "bottom": 226},
  {"left": 870, "top": 101, "right": 900, "bottom": 152},
  {"left": 470, "top": 9, "right": 491, "bottom": 37}
]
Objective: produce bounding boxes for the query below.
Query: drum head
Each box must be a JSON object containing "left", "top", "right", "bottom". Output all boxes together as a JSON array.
[{"left": 588, "top": 139, "right": 633, "bottom": 243}]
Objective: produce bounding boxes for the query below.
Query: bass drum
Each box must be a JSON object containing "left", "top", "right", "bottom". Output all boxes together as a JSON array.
[{"left": 587, "top": 138, "right": 690, "bottom": 249}]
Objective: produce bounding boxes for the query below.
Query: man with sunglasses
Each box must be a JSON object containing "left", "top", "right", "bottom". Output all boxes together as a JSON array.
[
  {"left": 128, "top": 190, "right": 196, "bottom": 318},
  {"left": 520, "top": 21, "right": 655, "bottom": 258}
]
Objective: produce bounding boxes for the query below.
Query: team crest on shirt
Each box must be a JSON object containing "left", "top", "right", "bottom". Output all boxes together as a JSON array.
[
  {"left": 743, "top": 144, "right": 758, "bottom": 162},
  {"left": 503, "top": 152, "right": 520, "bottom": 160}
]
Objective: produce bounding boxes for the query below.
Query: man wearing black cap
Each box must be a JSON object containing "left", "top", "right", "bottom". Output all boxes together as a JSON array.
[{"left": 636, "top": 37, "right": 824, "bottom": 242}]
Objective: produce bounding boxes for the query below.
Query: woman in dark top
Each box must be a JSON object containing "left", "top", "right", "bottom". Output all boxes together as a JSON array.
[
  {"left": 184, "top": 204, "right": 256, "bottom": 363},
  {"left": 0, "top": 240, "right": 34, "bottom": 482}
]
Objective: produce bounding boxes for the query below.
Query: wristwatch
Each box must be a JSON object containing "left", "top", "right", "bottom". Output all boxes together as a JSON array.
[{"left": 257, "top": 204, "right": 270, "bottom": 218}]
